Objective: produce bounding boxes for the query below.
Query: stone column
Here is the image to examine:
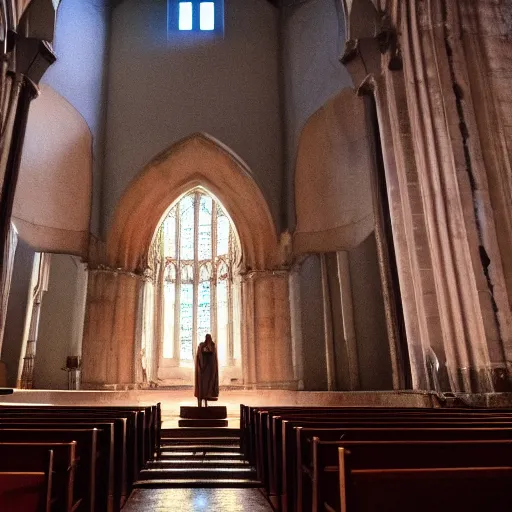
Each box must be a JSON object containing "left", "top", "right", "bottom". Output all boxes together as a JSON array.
[
  {"left": 0, "top": 224, "right": 17, "bottom": 354},
  {"left": 0, "top": 1, "right": 58, "bottom": 352},
  {"left": 341, "top": 0, "right": 512, "bottom": 391},
  {"left": 18, "top": 252, "right": 51, "bottom": 388},
  {"left": 82, "top": 269, "right": 144, "bottom": 389},
  {"left": 337, "top": 251, "right": 360, "bottom": 390},
  {"left": 288, "top": 268, "right": 304, "bottom": 389},
  {"left": 241, "top": 270, "right": 296, "bottom": 389}
]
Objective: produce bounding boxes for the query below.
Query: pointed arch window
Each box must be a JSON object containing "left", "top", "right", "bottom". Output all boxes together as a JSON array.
[{"left": 158, "top": 189, "right": 238, "bottom": 366}]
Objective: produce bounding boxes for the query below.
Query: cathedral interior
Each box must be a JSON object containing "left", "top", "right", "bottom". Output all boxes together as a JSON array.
[{"left": 1, "top": 0, "right": 512, "bottom": 510}]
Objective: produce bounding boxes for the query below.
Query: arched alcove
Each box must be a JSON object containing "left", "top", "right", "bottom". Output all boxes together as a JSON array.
[
  {"left": 83, "top": 133, "right": 295, "bottom": 389},
  {"left": 151, "top": 186, "right": 244, "bottom": 386},
  {"left": 13, "top": 84, "right": 92, "bottom": 256},
  {"left": 107, "top": 133, "right": 278, "bottom": 273}
]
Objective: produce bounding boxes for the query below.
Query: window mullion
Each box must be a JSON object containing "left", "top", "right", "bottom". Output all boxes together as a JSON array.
[
  {"left": 212, "top": 201, "right": 218, "bottom": 344},
  {"left": 192, "top": 192, "right": 200, "bottom": 359},
  {"left": 192, "top": 0, "right": 200, "bottom": 31},
  {"left": 174, "top": 210, "right": 181, "bottom": 362},
  {"left": 227, "top": 229, "right": 234, "bottom": 365}
]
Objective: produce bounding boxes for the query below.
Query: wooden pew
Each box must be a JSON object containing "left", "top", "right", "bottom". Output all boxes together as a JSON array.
[
  {"left": 286, "top": 418, "right": 512, "bottom": 512},
  {"left": 0, "top": 442, "right": 77, "bottom": 511},
  {"left": 322, "top": 441, "right": 512, "bottom": 512},
  {"left": 240, "top": 405, "right": 512, "bottom": 511},
  {"left": 242, "top": 404, "right": 512, "bottom": 465},
  {"left": 0, "top": 402, "right": 161, "bottom": 511},
  {"left": 0, "top": 471, "right": 51, "bottom": 512},
  {"left": 266, "top": 407, "right": 512, "bottom": 478},
  {"left": 0, "top": 407, "right": 138, "bottom": 488},
  {"left": 0, "top": 404, "right": 156, "bottom": 474},
  {"left": 331, "top": 461, "right": 512, "bottom": 512},
  {"left": 281, "top": 417, "right": 512, "bottom": 510},
  {"left": 0, "top": 450, "right": 52, "bottom": 512},
  {"left": 0, "top": 414, "right": 126, "bottom": 509},
  {"left": 0, "top": 427, "right": 109, "bottom": 512},
  {"left": 267, "top": 412, "right": 508, "bottom": 503}
]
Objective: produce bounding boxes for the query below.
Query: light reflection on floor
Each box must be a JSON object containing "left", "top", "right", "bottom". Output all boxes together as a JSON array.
[{"left": 123, "top": 488, "right": 272, "bottom": 512}]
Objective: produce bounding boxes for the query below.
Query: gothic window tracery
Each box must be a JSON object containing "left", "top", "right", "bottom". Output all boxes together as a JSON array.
[{"left": 158, "top": 188, "right": 237, "bottom": 366}]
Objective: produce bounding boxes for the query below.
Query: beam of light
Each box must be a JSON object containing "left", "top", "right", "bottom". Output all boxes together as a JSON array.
[{"left": 200, "top": 2, "right": 215, "bottom": 31}]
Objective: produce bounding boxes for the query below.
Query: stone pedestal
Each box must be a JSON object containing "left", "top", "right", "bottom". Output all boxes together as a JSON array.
[{"left": 178, "top": 406, "right": 228, "bottom": 428}]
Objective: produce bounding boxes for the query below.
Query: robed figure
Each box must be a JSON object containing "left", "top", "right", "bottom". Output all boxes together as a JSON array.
[{"left": 194, "top": 334, "right": 219, "bottom": 407}]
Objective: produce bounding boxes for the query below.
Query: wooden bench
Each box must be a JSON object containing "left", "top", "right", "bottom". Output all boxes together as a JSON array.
[
  {"left": 0, "top": 426, "right": 110, "bottom": 512},
  {"left": 269, "top": 411, "right": 512, "bottom": 503},
  {"left": 0, "top": 407, "right": 140, "bottom": 476},
  {"left": 331, "top": 463, "right": 512, "bottom": 512},
  {"left": 241, "top": 404, "right": 512, "bottom": 512},
  {"left": 0, "top": 403, "right": 161, "bottom": 470},
  {"left": 0, "top": 471, "right": 51, "bottom": 512},
  {"left": 0, "top": 449, "right": 52, "bottom": 512},
  {"left": 0, "top": 442, "right": 77, "bottom": 511},
  {"left": 0, "top": 414, "right": 127, "bottom": 509},
  {"left": 282, "top": 417, "right": 512, "bottom": 511},
  {"left": 0, "top": 402, "right": 162, "bottom": 511},
  {"left": 322, "top": 441, "right": 512, "bottom": 512}
]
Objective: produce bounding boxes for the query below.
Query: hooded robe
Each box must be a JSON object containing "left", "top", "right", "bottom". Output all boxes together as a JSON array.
[{"left": 194, "top": 339, "right": 219, "bottom": 400}]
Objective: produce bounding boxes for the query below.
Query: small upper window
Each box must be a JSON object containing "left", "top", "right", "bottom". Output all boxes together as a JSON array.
[
  {"left": 199, "top": 2, "right": 215, "bottom": 31},
  {"left": 179, "top": 2, "right": 193, "bottom": 30},
  {"left": 169, "top": 1, "right": 223, "bottom": 33}
]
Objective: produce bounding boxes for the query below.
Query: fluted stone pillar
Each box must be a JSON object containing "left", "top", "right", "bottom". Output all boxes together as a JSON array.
[{"left": 342, "top": 0, "right": 512, "bottom": 391}]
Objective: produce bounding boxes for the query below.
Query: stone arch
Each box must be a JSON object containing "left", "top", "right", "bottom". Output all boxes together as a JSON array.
[{"left": 107, "top": 133, "right": 278, "bottom": 272}]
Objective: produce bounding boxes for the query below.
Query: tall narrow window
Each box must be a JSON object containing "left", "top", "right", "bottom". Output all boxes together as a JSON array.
[
  {"left": 159, "top": 189, "right": 238, "bottom": 365},
  {"left": 200, "top": 2, "right": 215, "bottom": 30},
  {"left": 178, "top": 2, "right": 193, "bottom": 30}
]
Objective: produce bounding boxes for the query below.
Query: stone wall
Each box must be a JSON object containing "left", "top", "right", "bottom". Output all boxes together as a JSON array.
[{"left": 103, "top": 0, "right": 282, "bottom": 235}]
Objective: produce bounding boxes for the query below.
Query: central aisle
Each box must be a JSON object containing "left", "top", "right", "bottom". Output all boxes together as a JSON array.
[
  {"left": 123, "top": 403, "right": 271, "bottom": 511},
  {"left": 123, "top": 488, "right": 272, "bottom": 511}
]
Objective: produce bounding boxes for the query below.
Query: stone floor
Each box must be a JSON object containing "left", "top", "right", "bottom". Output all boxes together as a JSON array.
[{"left": 122, "top": 488, "right": 273, "bottom": 511}]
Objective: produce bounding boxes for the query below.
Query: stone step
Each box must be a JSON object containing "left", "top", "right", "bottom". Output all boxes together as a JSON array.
[
  {"left": 179, "top": 406, "right": 227, "bottom": 419},
  {"left": 139, "top": 467, "right": 256, "bottom": 480},
  {"left": 162, "top": 428, "right": 240, "bottom": 439},
  {"left": 159, "top": 451, "right": 245, "bottom": 460},
  {"left": 148, "top": 459, "right": 250, "bottom": 469},
  {"left": 161, "top": 437, "right": 240, "bottom": 446},
  {"left": 160, "top": 444, "right": 241, "bottom": 453},
  {"left": 134, "top": 478, "right": 262, "bottom": 489},
  {"left": 178, "top": 419, "right": 228, "bottom": 428}
]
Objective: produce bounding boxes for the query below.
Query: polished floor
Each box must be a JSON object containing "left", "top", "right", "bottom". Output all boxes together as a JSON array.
[{"left": 122, "top": 488, "right": 272, "bottom": 512}]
